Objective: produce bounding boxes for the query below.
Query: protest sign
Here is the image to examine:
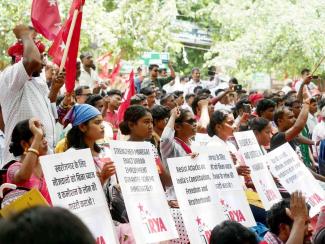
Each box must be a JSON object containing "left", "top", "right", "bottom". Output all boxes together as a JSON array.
[
  {"left": 40, "top": 149, "right": 118, "bottom": 244},
  {"left": 109, "top": 141, "right": 178, "bottom": 243},
  {"left": 167, "top": 155, "right": 226, "bottom": 244},
  {"left": 234, "top": 131, "right": 282, "bottom": 210},
  {"left": 267, "top": 143, "right": 325, "bottom": 217},
  {"left": 200, "top": 145, "right": 256, "bottom": 227}
]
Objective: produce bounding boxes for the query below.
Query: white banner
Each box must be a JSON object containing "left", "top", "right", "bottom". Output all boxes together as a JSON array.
[
  {"left": 167, "top": 155, "right": 226, "bottom": 244},
  {"left": 108, "top": 141, "right": 178, "bottom": 243},
  {"left": 200, "top": 145, "right": 256, "bottom": 227},
  {"left": 40, "top": 149, "right": 118, "bottom": 244},
  {"left": 267, "top": 143, "right": 325, "bottom": 217},
  {"left": 234, "top": 131, "right": 282, "bottom": 210}
]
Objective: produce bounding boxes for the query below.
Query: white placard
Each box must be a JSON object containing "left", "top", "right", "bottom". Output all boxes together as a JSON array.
[
  {"left": 167, "top": 155, "right": 226, "bottom": 244},
  {"left": 200, "top": 145, "right": 256, "bottom": 227},
  {"left": 40, "top": 149, "right": 118, "bottom": 244},
  {"left": 108, "top": 140, "right": 178, "bottom": 243},
  {"left": 234, "top": 131, "right": 282, "bottom": 210},
  {"left": 267, "top": 143, "right": 325, "bottom": 217}
]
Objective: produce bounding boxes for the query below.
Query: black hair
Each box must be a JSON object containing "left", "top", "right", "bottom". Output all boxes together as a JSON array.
[
  {"left": 85, "top": 94, "right": 103, "bottom": 107},
  {"left": 175, "top": 109, "right": 191, "bottom": 124},
  {"left": 0, "top": 206, "right": 95, "bottom": 244},
  {"left": 284, "top": 99, "right": 300, "bottom": 108},
  {"left": 210, "top": 220, "right": 258, "bottom": 244},
  {"left": 151, "top": 105, "right": 170, "bottom": 123},
  {"left": 256, "top": 99, "right": 276, "bottom": 116},
  {"left": 149, "top": 64, "right": 159, "bottom": 71},
  {"left": 267, "top": 199, "right": 293, "bottom": 236},
  {"left": 106, "top": 89, "right": 122, "bottom": 97},
  {"left": 207, "top": 110, "right": 229, "bottom": 137},
  {"left": 191, "top": 67, "right": 200, "bottom": 74},
  {"left": 119, "top": 105, "right": 151, "bottom": 135},
  {"left": 215, "top": 89, "right": 225, "bottom": 96},
  {"left": 180, "top": 76, "right": 188, "bottom": 82},
  {"left": 283, "top": 91, "right": 297, "bottom": 101},
  {"left": 130, "top": 94, "right": 147, "bottom": 105},
  {"left": 160, "top": 94, "right": 175, "bottom": 106},
  {"left": 173, "top": 90, "right": 184, "bottom": 98},
  {"left": 249, "top": 117, "right": 270, "bottom": 132},
  {"left": 193, "top": 86, "right": 203, "bottom": 94},
  {"left": 74, "top": 86, "right": 90, "bottom": 96},
  {"left": 318, "top": 98, "right": 325, "bottom": 110},
  {"left": 66, "top": 120, "right": 101, "bottom": 153},
  {"left": 140, "top": 87, "right": 155, "bottom": 96},
  {"left": 197, "top": 88, "right": 211, "bottom": 96},
  {"left": 301, "top": 68, "right": 310, "bottom": 76},
  {"left": 273, "top": 107, "right": 289, "bottom": 127},
  {"left": 310, "top": 97, "right": 317, "bottom": 104},
  {"left": 235, "top": 99, "right": 250, "bottom": 112},
  {"left": 272, "top": 97, "right": 284, "bottom": 106},
  {"left": 229, "top": 77, "right": 239, "bottom": 85},
  {"left": 185, "top": 93, "right": 195, "bottom": 101},
  {"left": 9, "top": 120, "right": 33, "bottom": 157},
  {"left": 191, "top": 94, "right": 209, "bottom": 115}
]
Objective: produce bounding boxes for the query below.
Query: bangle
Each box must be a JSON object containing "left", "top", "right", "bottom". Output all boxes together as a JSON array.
[{"left": 27, "top": 148, "right": 39, "bottom": 157}]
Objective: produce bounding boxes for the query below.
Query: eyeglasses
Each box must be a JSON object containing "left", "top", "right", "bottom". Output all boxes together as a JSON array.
[{"left": 183, "top": 118, "right": 197, "bottom": 125}]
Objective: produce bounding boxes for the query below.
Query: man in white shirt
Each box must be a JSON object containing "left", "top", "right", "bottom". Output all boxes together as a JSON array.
[
  {"left": 295, "top": 68, "right": 319, "bottom": 99},
  {"left": 184, "top": 68, "right": 209, "bottom": 95},
  {"left": 79, "top": 53, "right": 101, "bottom": 90},
  {"left": 312, "top": 106, "right": 325, "bottom": 157},
  {"left": 0, "top": 25, "right": 64, "bottom": 167}
]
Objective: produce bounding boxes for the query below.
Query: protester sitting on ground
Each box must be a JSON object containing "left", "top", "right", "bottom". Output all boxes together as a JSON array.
[
  {"left": 264, "top": 191, "right": 312, "bottom": 244},
  {"left": 210, "top": 220, "right": 258, "bottom": 244},
  {"left": 140, "top": 86, "right": 156, "bottom": 109},
  {"left": 130, "top": 94, "right": 148, "bottom": 107},
  {"left": 0, "top": 24, "right": 65, "bottom": 167},
  {"left": 0, "top": 206, "right": 95, "bottom": 244},
  {"left": 64, "top": 104, "right": 116, "bottom": 185},
  {"left": 6, "top": 118, "right": 51, "bottom": 204},
  {"left": 250, "top": 117, "right": 289, "bottom": 198}
]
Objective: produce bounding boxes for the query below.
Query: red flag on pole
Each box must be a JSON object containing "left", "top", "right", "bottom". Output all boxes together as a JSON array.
[
  {"left": 117, "top": 70, "right": 135, "bottom": 123},
  {"left": 108, "top": 61, "right": 122, "bottom": 84},
  {"left": 48, "top": 0, "right": 85, "bottom": 92},
  {"left": 31, "top": 0, "right": 61, "bottom": 40}
]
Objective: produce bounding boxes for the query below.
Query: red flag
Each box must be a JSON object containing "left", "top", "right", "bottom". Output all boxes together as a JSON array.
[
  {"left": 97, "top": 53, "right": 112, "bottom": 79},
  {"left": 31, "top": 0, "right": 61, "bottom": 40},
  {"left": 48, "top": 0, "right": 85, "bottom": 92},
  {"left": 108, "top": 61, "right": 122, "bottom": 84},
  {"left": 117, "top": 70, "right": 135, "bottom": 123}
]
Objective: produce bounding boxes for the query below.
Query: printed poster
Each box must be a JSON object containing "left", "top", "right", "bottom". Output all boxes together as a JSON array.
[
  {"left": 267, "top": 143, "right": 325, "bottom": 217},
  {"left": 234, "top": 131, "right": 282, "bottom": 210},
  {"left": 40, "top": 149, "right": 118, "bottom": 244},
  {"left": 109, "top": 140, "right": 178, "bottom": 243},
  {"left": 168, "top": 155, "right": 226, "bottom": 244}
]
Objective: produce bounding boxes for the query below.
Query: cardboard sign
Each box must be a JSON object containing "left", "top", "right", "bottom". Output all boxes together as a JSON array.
[
  {"left": 267, "top": 143, "right": 325, "bottom": 217},
  {"left": 168, "top": 155, "right": 226, "bottom": 244},
  {"left": 234, "top": 131, "right": 282, "bottom": 210},
  {"left": 200, "top": 145, "right": 256, "bottom": 227},
  {"left": 109, "top": 141, "right": 178, "bottom": 243},
  {"left": 40, "top": 149, "right": 118, "bottom": 244},
  {"left": 0, "top": 188, "right": 49, "bottom": 218}
]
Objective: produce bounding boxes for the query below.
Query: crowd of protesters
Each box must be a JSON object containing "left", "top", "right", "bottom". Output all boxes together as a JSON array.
[{"left": 1, "top": 24, "right": 325, "bottom": 244}]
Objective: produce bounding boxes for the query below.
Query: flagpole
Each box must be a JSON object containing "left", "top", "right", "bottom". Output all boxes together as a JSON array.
[{"left": 59, "top": 9, "right": 79, "bottom": 72}]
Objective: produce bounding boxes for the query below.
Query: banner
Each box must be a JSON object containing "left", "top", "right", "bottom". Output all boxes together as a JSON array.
[
  {"left": 267, "top": 143, "right": 325, "bottom": 217},
  {"left": 40, "top": 149, "right": 118, "bottom": 244},
  {"left": 109, "top": 141, "right": 178, "bottom": 243},
  {"left": 167, "top": 155, "right": 226, "bottom": 244},
  {"left": 234, "top": 131, "right": 282, "bottom": 210},
  {"left": 200, "top": 145, "right": 256, "bottom": 227}
]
